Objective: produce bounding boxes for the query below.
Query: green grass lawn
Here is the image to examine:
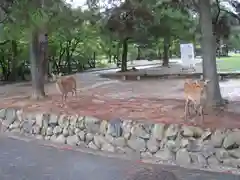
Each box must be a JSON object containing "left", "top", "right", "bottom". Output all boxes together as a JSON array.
[{"left": 217, "top": 54, "right": 240, "bottom": 72}]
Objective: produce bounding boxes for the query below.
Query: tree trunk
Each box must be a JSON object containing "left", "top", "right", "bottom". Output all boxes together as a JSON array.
[
  {"left": 216, "top": 35, "right": 221, "bottom": 57},
  {"left": 121, "top": 38, "right": 128, "bottom": 72},
  {"left": 115, "top": 41, "right": 121, "bottom": 65},
  {"left": 136, "top": 46, "right": 141, "bottom": 60},
  {"left": 42, "top": 34, "right": 48, "bottom": 82},
  {"left": 93, "top": 51, "right": 96, "bottom": 68},
  {"left": 30, "top": 29, "right": 46, "bottom": 100},
  {"left": 108, "top": 50, "right": 112, "bottom": 63},
  {"left": 199, "top": 0, "right": 223, "bottom": 107},
  {"left": 9, "top": 40, "right": 18, "bottom": 81},
  {"left": 66, "top": 41, "right": 71, "bottom": 74},
  {"left": 162, "top": 37, "right": 170, "bottom": 67}
]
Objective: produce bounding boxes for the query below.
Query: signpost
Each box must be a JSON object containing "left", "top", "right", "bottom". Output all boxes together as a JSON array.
[{"left": 180, "top": 43, "right": 196, "bottom": 72}]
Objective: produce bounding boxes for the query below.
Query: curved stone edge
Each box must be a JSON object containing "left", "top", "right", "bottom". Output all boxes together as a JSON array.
[
  {"left": 0, "top": 108, "right": 240, "bottom": 173},
  {"left": 99, "top": 72, "right": 240, "bottom": 80}
]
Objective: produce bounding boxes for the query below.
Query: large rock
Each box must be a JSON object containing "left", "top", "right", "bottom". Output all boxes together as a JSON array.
[
  {"left": 222, "top": 158, "right": 240, "bottom": 168},
  {"left": 99, "top": 120, "right": 108, "bottom": 135},
  {"left": 93, "top": 135, "right": 105, "bottom": 148},
  {"left": 85, "top": 133, "right": 94, "bottom": 144},
  {"left": 180, "top": 139, "right": 189, "bottom": 148},
  {"left": 223, "top": 131, "right": 240, "bottom": 149},
  {"left": 152, "top": 123, "right": 165, "bottom": 140},
  {"left": 200, "top": 130, "right": 212, "bottom": 141},
  {"left": 141, "top": 151, "right": 153, "bottom": 158},
  {"left": 75, "top": 116, "right": 85, "bottom": 130},
  {"left": 35, "top": 113, "right": 44, "bottom": 127},
  {"left": 40, "top": 127, "right": 47, "bottom": 136},
  {"left": 66, "top": 135, "right": 80, "bottom": 146},
  {"left": 190, "top": 153, "right": 207, "bottom": 167},
  {"left": 131, "top": 123, "right": 150, "bottom": 140},
  {"left": 166, "top": 140, "right": 179, "bottom": 153},
  {"left": 176, "top": 149, "right": 191, "bottom": 165},
  {"left": 9, "top": 121, "right": 20, "bottom": 130},
  {"left": 88, "top": 141, "right": 99, "bottom": 150},
  {"left": 16, "top": 109, "right": 23, "bottom": 122},
  {"left": 215, "top": 148, "right": 229, "bottom": 161},
  {"left": 53, "top": 126, "right": 62, "bottom": 135},
  {"left": 155, "top": 149, "right": 175, "bottom": 161},
  {"left": 69, "top": 115, "right": 78, "bottom": 127},
  {"left": 228, "top": 148, "right": 240, "bottom": 159},
  {"left": 201, "top": 145, "right": 216, "bottom": 158},
  {"left": 210, "top": 130, "right": 225, "bottom": 148},
  {"left": 58, "top": 115, "right": 69, "bottom": 128},
  {"left": 187, "top": 139, "right": 201, "bottom": 152},
  {"left": 3, "top": 108, "right": 17, "bottom": 127},
  {"left": 32, "top": 125, "right": 41, "bottom": 134},
  {"left": 182, "top": 126, "right": 204, "bottom": 138},
  {"left": 165, "top": 124, "right": 179, "bottom": 140},
  {"left": 62, "top": 127, "right": 69, "bottom": 137},
  {"left": 0, "top": 109, "right": 6, "bottom": 119},
  {"left": 78, "top": 131, "right": 85, "bottom": 141},
  {"left": 49, "top": 114, "right": 58, "bottom": 127},
  {"left": 46, "top": 127, "right": 53, "bottom": 136},
  {"left": 107, "top": 118, "right": 123, "bottom": 137},
  {"left": 42, "top": 114, "right": 49, "bottom": 128},
  {"left": 207, "top": 155, "right": 220, "bottom": 167},
  {"left": 191, "top": 127, "right": 204, "bottom": 138},
  {"left": 68, "top": 126, "right": 74, "bottom": 136},
  {"left": 52, "top": 134, "right": 66, "bottom": 144},
  {"left": 122, "top": 120, "right": 133, "bottom": 139},
  {"left": 127, "top": 137, "right": 146, "bottom": 152},
  {"left": 182, "top": 126, "right": 194, "bottom": 137},
  {"left": 101, "top": 143, "right": 115, "bottom": 152},
  {"left": 21, "top": 121, "right": 33, "bottom": 133},
  {"left": 84, "top": 116, "right": 101, "bottom": 133},
  {"left": 112, "top": 137, "right": 126, "bottom": 147},
  {"left": 147, "top": 139, "right": 159, "bottom": 153}
]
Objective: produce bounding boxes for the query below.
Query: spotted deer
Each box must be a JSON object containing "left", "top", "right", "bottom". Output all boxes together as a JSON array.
[
  {"left": 184, "top": 78, "right": 210, "bottom": 123},
  {"left": 51, "top": 73, "right": 77, "bottom": 105}
]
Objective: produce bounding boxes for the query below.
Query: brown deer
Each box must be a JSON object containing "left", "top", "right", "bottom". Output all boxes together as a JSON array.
[
  {"left": 51, "top": 73, "right": 77, "bottom": 106},
  {"left": 184, "top": 78, "right": 210, "bottom": 124}
]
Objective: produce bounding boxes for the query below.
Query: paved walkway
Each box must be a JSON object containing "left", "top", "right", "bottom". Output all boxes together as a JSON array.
[{"left": 0, "top": 135, "right": 238, "bottom": 180}]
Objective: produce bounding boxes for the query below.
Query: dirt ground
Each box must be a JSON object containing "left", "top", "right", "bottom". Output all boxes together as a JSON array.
[{"left": 0, "top": 77, "right": 240, "bottom": 129}]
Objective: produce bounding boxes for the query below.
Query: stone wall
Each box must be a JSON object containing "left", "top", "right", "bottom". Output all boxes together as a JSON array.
[{"left": 0, "top": 108, "right": 240, "bottom": 170}]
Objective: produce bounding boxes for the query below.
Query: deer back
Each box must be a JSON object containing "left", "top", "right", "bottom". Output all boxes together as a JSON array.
[
  {"left": 56, "top": 76, "right": 76, "bottom": 94},
  {"left": 184, "top": 79, "right": 206, "bottom": 103}
]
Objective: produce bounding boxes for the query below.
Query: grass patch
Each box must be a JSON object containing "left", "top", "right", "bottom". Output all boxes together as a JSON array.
[
  {"left": 217, "top": 54, "right": 240, "bottom": 72},
  {"left": 95, "top": 60, "right": 115, "bottom": 68}
]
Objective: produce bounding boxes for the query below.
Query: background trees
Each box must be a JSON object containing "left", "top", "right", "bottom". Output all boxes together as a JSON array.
[{"left": 0, "top": 0, "right": 240, "bottom": 107}]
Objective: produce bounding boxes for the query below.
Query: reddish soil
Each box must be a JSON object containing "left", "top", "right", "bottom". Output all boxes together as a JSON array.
[
  {"left": 0, "top": 92, "right": 240, "bottom": 130},
  {"left": 0, "top": 78, "right": 240, "bottom": 129}
]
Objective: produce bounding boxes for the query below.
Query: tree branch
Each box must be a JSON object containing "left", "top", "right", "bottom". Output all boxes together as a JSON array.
[
  {"left": 191, "top": 0, "right": 199, "bottom": 12},
  {"left": 214, "top": 0, "right": 221, "bottom": 24},
  {"left": 0, "top": 4, "right": 14, "bottom": 23}
]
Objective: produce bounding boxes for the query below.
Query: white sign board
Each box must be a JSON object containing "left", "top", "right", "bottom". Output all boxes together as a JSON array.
[{"left": 180, "top": 43, "right": 195, "bottom": 70}]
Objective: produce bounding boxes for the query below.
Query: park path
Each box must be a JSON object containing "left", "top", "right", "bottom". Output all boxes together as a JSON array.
[{"left": 0, "top": 135, "right": 238, "bottom": 180}]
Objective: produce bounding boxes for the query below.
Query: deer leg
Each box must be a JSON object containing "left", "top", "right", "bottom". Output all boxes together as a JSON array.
[
  {"left": 72, "top": 88, "right": 77, "bottom": 97},
  {"left": 188, "top": 101, "right": 195, "bottom": 115},
  {"left": 60, "top": 94, "right": 65, "bottom": 107},
  {"left": 64, "top": 93, "right": 67, "bottom": 102},
  {"left": 184, "top": 99, "right": 190, "bottom": 121},
  {"left": 198, "top": 105, "right": 204, "bottom": 124}
]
